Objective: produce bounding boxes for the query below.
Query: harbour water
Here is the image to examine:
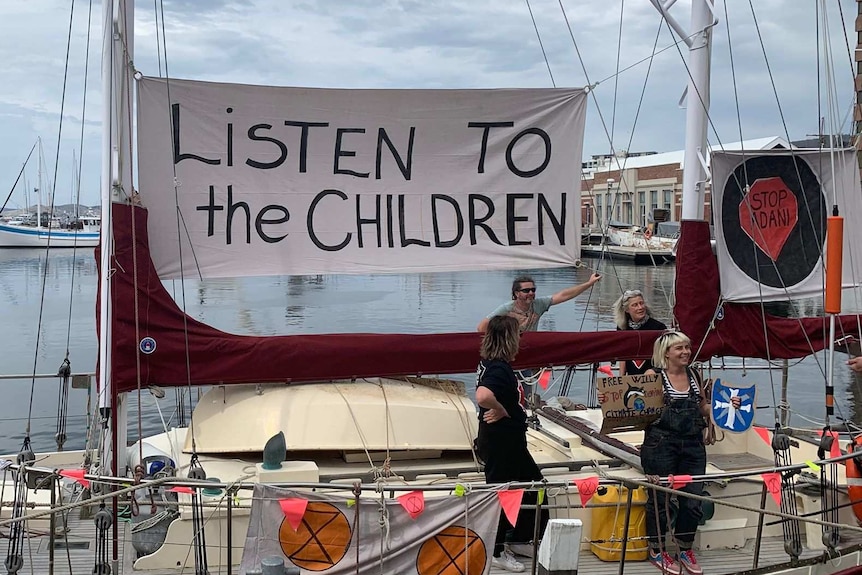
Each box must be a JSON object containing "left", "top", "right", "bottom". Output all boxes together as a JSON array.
[{"left": 0, "top": 247, "right": 859, "bottom": 454}]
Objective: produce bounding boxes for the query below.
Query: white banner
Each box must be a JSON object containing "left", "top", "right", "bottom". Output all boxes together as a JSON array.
[
  {"left": 239, "top": 486, "right": 500, "bottom": 575},
  {"left": 711, "top": 149, "right": 862, "bottom": 303},
  {"left": 137, "top": 78, "right": 586, "bottom": 279}
]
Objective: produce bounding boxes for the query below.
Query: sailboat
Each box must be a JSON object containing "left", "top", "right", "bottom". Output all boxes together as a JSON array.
[
  {"left": 0, "top": 144, "right": 100, "bottom": 248},
  {"left": 4, "top": 0, "right": 862, "bottom": 574},
  {"left": 0, "top": 208, "right": 100, "bottom": 248}
]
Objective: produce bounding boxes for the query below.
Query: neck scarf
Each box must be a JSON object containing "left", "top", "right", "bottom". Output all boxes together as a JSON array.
[{"left": 628, "top": 316, "right": 648, "bottom": 330}]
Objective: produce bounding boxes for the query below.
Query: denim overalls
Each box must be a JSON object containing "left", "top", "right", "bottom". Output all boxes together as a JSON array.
[{"left": 640, "top": 368, "right": 707, "bottom": 549}]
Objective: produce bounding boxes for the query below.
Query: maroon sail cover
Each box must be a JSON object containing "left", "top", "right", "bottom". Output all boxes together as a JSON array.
[
  {"left": 674, "top": 219, "right": 861, "bottom": 358},
  {"left": 100, "top": 204, "right": 659, "bottom": 394},
  {"left": 99, "top": 206, "right": 862, "bottom": 394}
]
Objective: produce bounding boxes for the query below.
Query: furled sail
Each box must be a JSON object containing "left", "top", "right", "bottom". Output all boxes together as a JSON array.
[
  {"left": 675, "top": 219, "right": 862, "bottom": 359},
  {"left": 101, "top": 204, "right": 658, "bottom": 394}
]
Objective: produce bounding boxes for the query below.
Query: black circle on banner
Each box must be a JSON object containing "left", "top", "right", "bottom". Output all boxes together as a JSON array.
[{"left": 721, "top": 155, "right": 826, "bottom": 288}]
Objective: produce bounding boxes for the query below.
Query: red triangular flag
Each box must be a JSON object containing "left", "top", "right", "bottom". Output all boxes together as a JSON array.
[
  {"left": 598, "top": 364, "right": 614, "bottom": 377},
  {"left": 397, "top": 491, "right": 425, "bottom": 519},
  {"left": 573, "top": 476, "right": 599, "bottom": 507},
  {"left": 59, "top": 469, "right": 89, "bottom": 488},
  {"left": 669, "top": 475, "right": 692, "bottom": 490},
  {"left": 817, "top": 430, "right": 842, "bottom": 459},
  {"left": 754, "top": 427, "right": 771, "bottom": 446},
  {"left": 538, "top": 371, "right": 551, "bottom": 390},
  {"left": 761, "top": 472, "right": 782, "bottom": 507},
  {"left": 279, "top": 498, "right": 308, "bottom": 531},
  {"left": 497, "top": 489, "right": 524, "bottom": 527},
  {"left": 169, "top": 486, "right": 194, "bottom": 494}
]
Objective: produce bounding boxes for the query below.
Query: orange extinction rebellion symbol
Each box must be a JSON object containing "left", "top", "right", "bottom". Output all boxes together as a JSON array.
[{"left": 738, "top": 177, "right": 798, "bottom": 261}]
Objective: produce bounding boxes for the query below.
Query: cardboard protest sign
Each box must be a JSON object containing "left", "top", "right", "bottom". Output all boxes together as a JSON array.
[{"left": 597, "top": 373, "right": 663, "bottom": 433}]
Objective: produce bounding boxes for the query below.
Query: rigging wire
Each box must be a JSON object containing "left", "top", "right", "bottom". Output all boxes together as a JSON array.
[
  {"left": 56, "top": 0, "right": 96, "bottom": 454},
  {"left": 155, "top": 0, "right": 204, "bottom": 459},
  {"left": 66, "top": 0, "right": 95, "bottom": 357},
  {"left": 662, "top": 0, "right": 849, "bottom": 420},
  {"left": 524, "top": 0, "right": 555, "bottom": 87},
  {"left": 556, "top": 0, "right": 678, "bottom": 331},
  {"left": 25, "top": 0, "right": 78, "bottom": 446},
  {"left": 584, "top": 27, "right": 677, "bottom": 327},
  {"left": 0, "top": 142, "right": 37, "bottom": 216},
  {"left": 717, "top": 0, "right": 782, "bottom": 427},
  {"left": 827, "top": 0, "right": 862, "bottom": 429},
  {"left": 153, "top": 0, "right": 163, "bottom": 77},
  {"left": 609, "top": 0, "right": 626, "bottom": 155}
]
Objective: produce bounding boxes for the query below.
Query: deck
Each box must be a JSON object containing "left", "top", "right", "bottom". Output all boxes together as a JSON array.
[
  {"left": 17, "top": 505, "right": 862, "bottom": 575},
  {"left": 581, "top": 244, "right": 675, "bottom": 265}
]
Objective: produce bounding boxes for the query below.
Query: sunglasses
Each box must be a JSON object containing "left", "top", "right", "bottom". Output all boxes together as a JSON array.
[
  {"left": 518, "top": 287, "right": 537, "bottom": 293},
  {"left": 622, "top": 289, "right": 642, "bottom": 301},
  {"left": 658, "top": 329, "right": 680, "bottom": 339}
]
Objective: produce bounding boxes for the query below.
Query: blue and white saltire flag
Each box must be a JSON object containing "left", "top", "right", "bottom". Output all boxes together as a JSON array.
[{"left": 711, "top": 379, "right": 756, "bottom": 433}]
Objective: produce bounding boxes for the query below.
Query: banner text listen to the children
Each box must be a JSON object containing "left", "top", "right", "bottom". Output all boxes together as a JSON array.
[{"left": 137, "top": 78, "right": 587, "bottom": 279}]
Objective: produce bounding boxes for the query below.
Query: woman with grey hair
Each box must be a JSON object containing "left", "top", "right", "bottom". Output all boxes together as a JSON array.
[{"left": 613, "top": 289, "right": 666, "bottom": 375}]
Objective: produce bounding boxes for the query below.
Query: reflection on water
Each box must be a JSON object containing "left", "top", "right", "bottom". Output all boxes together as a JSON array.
[{"left": 0, "top": 250, "right": 859, "bottom": 453}]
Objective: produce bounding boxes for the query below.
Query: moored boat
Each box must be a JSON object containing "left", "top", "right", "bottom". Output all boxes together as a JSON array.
[
  {"left": 0, "top": 214, "right": 100, "bottom": 248},
  {"left": 3, "top": 1, "right": 862, "bottom": 575}
]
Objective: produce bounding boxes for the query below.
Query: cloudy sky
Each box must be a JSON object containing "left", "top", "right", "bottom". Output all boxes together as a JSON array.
[{"left": 0, "top": 0, "right": 857, "bottom": 208}]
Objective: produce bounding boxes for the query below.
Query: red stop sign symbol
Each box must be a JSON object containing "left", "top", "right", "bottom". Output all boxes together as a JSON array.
[{"left": 738, "top": 177, "right": 798, "bottom": 261}]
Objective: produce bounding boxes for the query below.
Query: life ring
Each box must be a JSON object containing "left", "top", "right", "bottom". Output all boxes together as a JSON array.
[
  {"left": 644, "top": 228, "right": 653, "bottom": 240},
  {"left": 845, "top": 435, "right": 862, "bottom": 523}
]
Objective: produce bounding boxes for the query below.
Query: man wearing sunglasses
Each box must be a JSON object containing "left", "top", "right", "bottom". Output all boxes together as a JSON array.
[{"left": 477, "top": 272, "right": 602, "bottom": 333}]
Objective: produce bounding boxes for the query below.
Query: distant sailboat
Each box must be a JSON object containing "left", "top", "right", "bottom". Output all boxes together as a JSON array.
[
  {"left": 0, "top": 208, "right": 100, "bottom": 248},
  {"left": 0, "top": 145, "right": 100, "bottom": 248}
]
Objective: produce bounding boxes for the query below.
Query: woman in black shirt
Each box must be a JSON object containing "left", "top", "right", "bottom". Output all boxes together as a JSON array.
[{"left": 475, "top": 315, "right": 542, "bottom": 572}]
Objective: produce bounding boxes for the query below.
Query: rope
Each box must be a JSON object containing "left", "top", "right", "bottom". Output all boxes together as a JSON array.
[
  {"left": 91, "top": 503, "right": 111, "bottom": 575},
  {"left": 55, "top": 359, "right": 71, "bottom": 451},
  {"left": 187, "top": 456, "right": 208, "bottom": 575},
  {"left": 334, "top": 383, "right": 380, "bottom": 476},
  {"left": 4, "top": 449, "right": 30, "bottom": 575},
  {"left": 378, "top": 382, "right": 393, "bottom": 479},
  {"left": 770, "top": 426, "right": 802, "bottom": 558},
  {"left": 438, "top": 381, "right": 483, "bottom": 472},
  {"left": 819, "top": 426, "right": 841, "bottom": 551}
]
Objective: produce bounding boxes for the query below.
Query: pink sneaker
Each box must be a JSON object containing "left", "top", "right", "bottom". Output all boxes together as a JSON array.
[
  {"left": 648, "top": 549, "right": 681, "bottom": 575},
  {"left": 678, "top": 549, "right": 703, "bottom": 575}
]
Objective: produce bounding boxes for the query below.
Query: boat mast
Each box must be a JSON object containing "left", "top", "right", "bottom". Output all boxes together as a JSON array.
[
  {"left": 649, "top": 0, "right": 715, "bottom": 220},
  {"left": 100, "top": 0, "right": 134, "bottom": 569},
  {"left": 856, "top": 0, "right": 862, "bottom": 160},
  {"left": 36, "top": 142, "right": 42, "bottom": 227},
  {"left": 98, "top": 0, "right": 112, "bottom": 451}
]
